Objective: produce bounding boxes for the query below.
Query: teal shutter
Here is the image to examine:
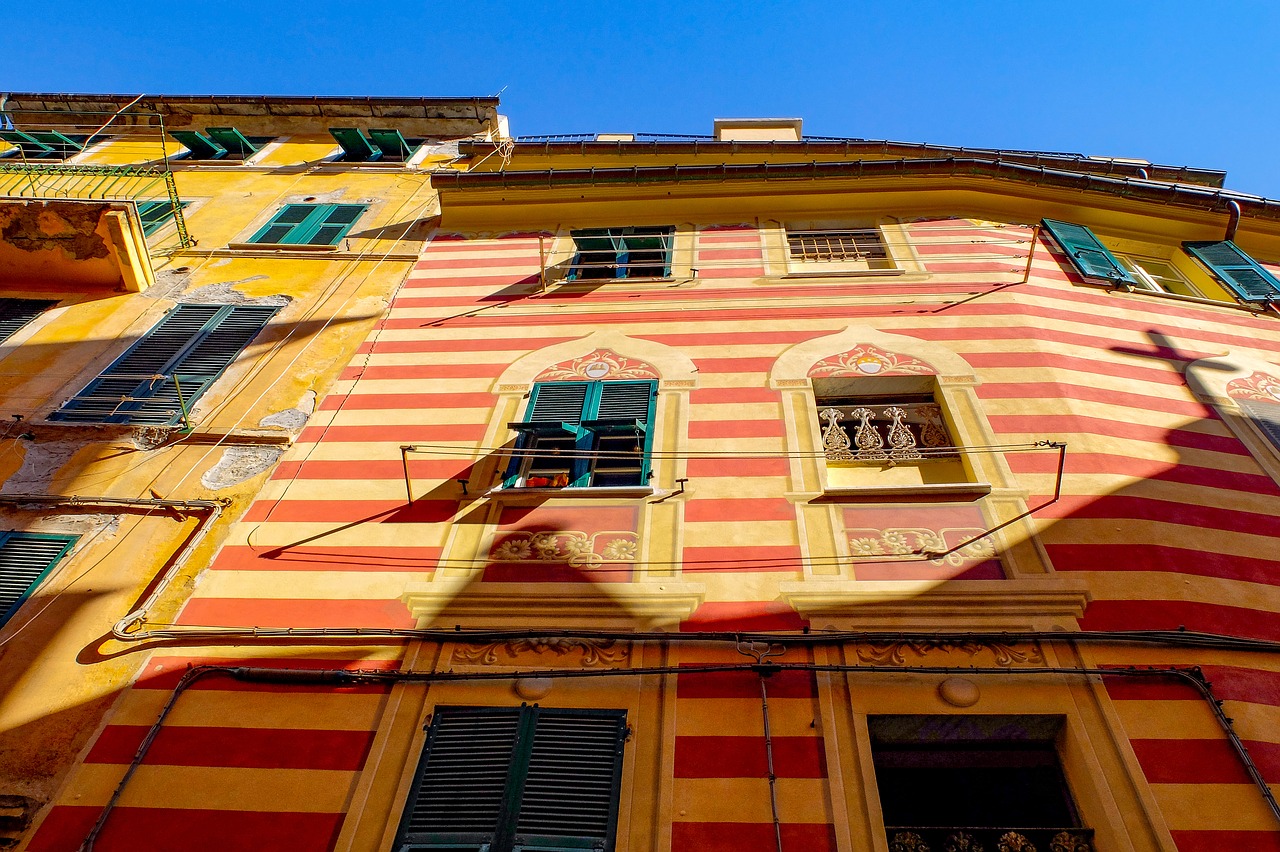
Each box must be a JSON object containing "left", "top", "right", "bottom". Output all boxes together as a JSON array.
[
  {"left": 368, "top": 128, "right": 419, "bottom": 161},
  {"left": 569, "top": 228, "right": 673, "bottom": 279},
  {"left": 329, "top": 128, "right": 379, "bottom": 162},
  {"left": 621, "top": 228, "right": 674, "bottom": 277},
  {"left": 170, "top": 131, "right": 227, "bottom": 160},
  {"left": 249, "top": 204, "right": 367, "bottom": 246},
  {"left": 0, "top": 299, "right": 55, "bottom": 343},
  {"left": 395, "top": 706, "right": 626, "bottom": 852},
  {"left": 586, "top": 381, "right": 656, "bottom": 486},
  {"left": 1239, "top": 399, "right": 1280, "bottom": 451},
  {"left": 30, "top": 131, "right": 83, "bottom": 157},
  {"left": 205, "top": 127, "right": 260, "bottom": 158},
  {"left": 0, "top": 532, "right": 77, "bottom": 627},
  {"left": 0, "top": 130, "right": 53, "bottom": 157},
  {"left": 1041, "top": 219, "right": 1134, "bottom": 283},
  {"left": 137, "top": 201, "right": 187, "bottom": 236},
  {"left": 1183, "top": 241, "right": 1280, "bottom": 302},
  {"left": 51, "top": 304, "right": 278, "bottom": 425}
]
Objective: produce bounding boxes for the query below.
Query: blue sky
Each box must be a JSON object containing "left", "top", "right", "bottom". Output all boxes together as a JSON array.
[{"left": 7, "top": 1, "right": 1280, "bottom": 196}]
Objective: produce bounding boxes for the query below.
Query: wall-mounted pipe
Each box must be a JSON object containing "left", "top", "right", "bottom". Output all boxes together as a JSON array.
[{"left": 1226, "top": 199, "right": 1242, "bottom": 241}]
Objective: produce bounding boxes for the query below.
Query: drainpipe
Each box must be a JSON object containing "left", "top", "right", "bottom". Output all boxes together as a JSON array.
[{"left": 1225, "top": 199, "right": 1242, "bottom": 242}]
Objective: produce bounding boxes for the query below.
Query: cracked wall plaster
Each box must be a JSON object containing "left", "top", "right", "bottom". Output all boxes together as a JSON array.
[{"left": 200, "top": 446, "right": 286, "bottom": 490}]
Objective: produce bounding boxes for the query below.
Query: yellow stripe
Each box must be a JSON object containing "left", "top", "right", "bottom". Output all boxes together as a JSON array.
[
  {"left": 107, "top": 689, "right": 386, "bottom": 731},
  {"left": 672, "top": 778, "right": 831, "bottom": 823},
  {"left": 194, "top": 570, "right": 424, "bottom": 600},
  {"left": 62, "top": 764, "right": 359, "bottom": 811},
  {"left": 1149, "top": 783, "right": 1277, "bottom": 830},
  {"left": 1111, "top": 700, "right": 1225, "bottom": 739},
  {"left": 675, "top": 698, "right": 817, "bottom": 737}
]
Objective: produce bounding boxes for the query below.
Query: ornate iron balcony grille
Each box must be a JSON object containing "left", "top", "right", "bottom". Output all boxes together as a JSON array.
[
  {"left": 819, "top": 400, "right": 954, "bottom": 463},
  {"left": 788, "top": 229, "right": 888, "bottom": 263},
  {"left": 887, "top": 827, "right": 1095, "bottom": 852}
]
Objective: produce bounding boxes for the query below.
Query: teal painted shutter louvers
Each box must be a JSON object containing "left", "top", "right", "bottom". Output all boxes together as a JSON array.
[
  {"left": 1183, "top": 241, "right": 1280, "bottom": 302},
  {"left": 0, "top": 129, "right": 54, "bottom": 157},
  {"left": 137, "top": 201, "right": 187, "bottom": 236},
  {"left": 568, "top": 227, "right": 674, "bottom": 280},
  {"left": 249, "top": 204, "right": 368, "bottom": 246},
  {"left": 0, "top": 299, "right": 56, "bottom": 343},
  {"left": 1040, "top": 219, "right": 1134, "bottom": 284},
  {"left": 394, "top": 706, "right": 627, "bottom": 852},
  {"left": 329, "top": 128, "right": 380, "bottom": 162},
  {"left": 205, "top": 127, "right": 260, "bottom": 158},
  {"left": 50, "top": 304, "right": 278, "bottom": 426},
  {"left": 0, "top": 532, "right": 77, "bottom": 627},
  {"left": 368, "top": 128, "right": 419, "bottom": 161},
  {"left": 170, "top": 130, "right": 227, "bottom": 160}
]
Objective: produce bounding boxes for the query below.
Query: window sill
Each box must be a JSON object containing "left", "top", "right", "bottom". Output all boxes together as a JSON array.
[
  {"left": 809, "top": 482, "right": 992, "bottom": 502},
  {"left": 226, "top": 242, "right": 340, "bottom": 252},
  {"left": 781, "top": 268, "right": 905, "bottom": 279},
  {"left": 485, "top": 485, "right": 655, "bottom": 503}
]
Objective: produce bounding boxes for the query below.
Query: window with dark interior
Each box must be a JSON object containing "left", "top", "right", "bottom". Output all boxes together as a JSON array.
[
  {"left": 0, "top": 299, "right": 56, "bottom": 344},
  {"left": 393, "top": 705, "right": 627, "bottom": 852},
  {"left": 871, "top": 715, "right": 1093, "bottom": 851},
  {"left": 568, "top": 227, "right": 674, "bottom": 280},
  {"left": 787, "top": 227, "right": 894, "bottom": 272},
  {"left": 506, "top": 380, "right": 655, "bottom": 488}
]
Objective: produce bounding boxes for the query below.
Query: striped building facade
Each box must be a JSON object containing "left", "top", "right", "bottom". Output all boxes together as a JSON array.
[{"left": 13, "top": 117, "right": 1280, "bottom": 851}]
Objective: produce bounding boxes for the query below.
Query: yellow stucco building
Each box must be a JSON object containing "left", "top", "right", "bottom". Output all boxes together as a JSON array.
[{"left": 2, "top": 99, "right": 1280, "bottom": 852}]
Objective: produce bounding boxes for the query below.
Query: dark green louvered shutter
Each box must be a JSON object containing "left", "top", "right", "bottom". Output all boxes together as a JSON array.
[
  {"left": 0, "top": 299, "right": 55, "bottom": 343},
  {"left": 593, "top": 382, "right": 654, "bottom": 422},
  {"left": 395, "top": 706, "right": 626, "bottom": 852},
  {"left": 1041, "top": 219, "right": 1134, "bottom": 283},
  {"left": 368, "top": 128, "right": 420, "bottom": 161},
  {"left": 528, "top": 383, "right": 590, "bottom": 423},
  {"left": 620, "top": 228, "right": 674, "bottom": 278},
  {"left": 137, "top": 201, "right": 186, "bottom": 236},
  {"left": 1239, "top": 400, "right": 1280, "bottom": 451},
  {"left": 205, "top": 127, "right": 259, "bottom": 158},
  {"left": 51, "top": 304, "right": 278, "bottom": 425},
  {"left": 170, "top": 130, "right": 227, "bottom": 160},
  {"left": 0, "top": 129, "right": 54, "bottom": 157},
  {"left": 587, "top": 381, "right": 656, "bottom": 486},
  {"left": 1183, "top": 241, "right": 1280, "bottom": 302},
  {"left": 329, "top": 128, "right": 379, "bottom": 162},
  {"left": 0, "top": 533, "right": 76, "bottom": 627},
  {"left": 249, "top": 204, "right": 367, "bottom": 246}
]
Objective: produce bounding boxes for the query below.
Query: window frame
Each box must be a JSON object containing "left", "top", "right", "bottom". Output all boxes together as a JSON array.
[
  {"left": 1112, "top": 253, "right": 1203, "bottom": 298},
  {"left": 247, "top": 203, "right": 369, "bottom": 247},
  {"left": 0, "top": 531, "right": 77, "bottom": 628},
  {"left": 784, "top": 226, "right": 899, "bottom": 275},
  {"left": 1183, "top": 240, "right": 1280, "bottom": 303},
  {"left": 393, "top": 705, "right": 628, "bottom": 852},
  {"left": 504, "top": 380, "right": 657, "bottom": 489},
  {"left": 566, "top": 227, "right": 675, "bottom": 281}
]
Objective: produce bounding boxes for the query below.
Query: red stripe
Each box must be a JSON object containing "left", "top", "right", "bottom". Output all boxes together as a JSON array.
[
  {"left": 1080, "top": 600, "right": 1280, "bottom": 641},
  {"left": 976, "top": 381, "right": 1211, "bottom": 418},
  {"left": 986, "top": 414, "right": 1249, "bottom": 456},
  {"left": 176, "top": 598, "right": 415, "bottom": 630},
  {"left": 210, "top": 545, "right": 441, "bottom": 573},
  {"left": 357, "top": 336, "right": 574, "bottom": 354},
  {"left": 639, "top": 330, "right": 826, "bottom": 346},
  {"left": 696, "top": 248, "right": 763, "bottom": 260},
  {"left": 688, "top": 419, "right": 786, "bottom": 439},
  {"left": 1047, "top": 543, "right": 1280, "bottom": 586},
  {"left": 674, "top": 735, "right": 826, "bottom": 778},
  {"left": 682, "top": 545, "right": 803, "bottom": 572},
  {"left": 685, "top": 498, "right": 795, "bottom": 523},
  {"left": 694, "top": 357, "right": 779, "bottom": 373},
  {"left": 1101, "top": 673, "right": 1201, "bottom": 701},
  {"left": 242, "top": 498, "right": 458, "bottom": 524},
  {"left": 496, "top": 504, "right": 638, "bottom": 529},
  {"left": 339, "top": 363, "right": 505, "bottom": 380},
  {"left": 689, "top": 387, "right": 783, "bottom": 403},
  {"left": 27, "top": 806, "right": 345, "bottom": 852},
  {"left": 297, "top": 423, "right": 487, "bottom": 443},
  {"left": 694, "top": 266, "right": 767, "bottom": 278},
  {"left": 318, "top": 392, "right": 495, "bottom": 411},
  {"left": 1144, "top": 738, "right": 1280, "bottom": 784},
  {"left": 270, "top": 459, "right": 477, "bottom": 481},
  {"left": 962, "top": 350, "right": 1186, "bottom": 385},
  {"left": 135, "top": 656, "right": 398, "bottom": 692},
  {"left": 677, "top": 667, "right": 815, "bottom": 698},
  {"left": 680, "top": 601, "right": 807, "bottom": 632},
  {"left": 1169, "top": 832, "right": 1280, "bottom": 852},
  {"left": 1034, "top": 494, "right": 1280, "bottom": 538},
  {"left": 87, "top": 725, "right": 374, "bottom": 771},
  {"left": 1008, "top": 452, "right": 1280, "bottom": 495},
  {"left": 672, "top": 823, "right": 837, "bottom": 852},
  {"left": 482, "top": 561, "right": 631, "bottom": 583},
  {"left": 400, "top": 274, "right": 538, "bottom": 289},
  {"left": 416, "top": 255, "right": 539, "bottom": 269},
  {"left": 1016, "top": 277, "right": 1280, "bottom": 334},
  {"left": 686, "top": 456, "right": 791, "bottom": 477}
]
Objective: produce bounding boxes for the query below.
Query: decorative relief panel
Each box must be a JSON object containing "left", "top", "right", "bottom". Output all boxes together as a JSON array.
[
  {"left": 489, "top": 530, "right": 639, "bottom": 569},
  {"left": 452, "top": 636, "right": 629, "bottom": 667},
  {"left": 856, "top": 639, "right": 1044, "bottom": 667},
  {"left": 534, "top": 348, "right": 660, "bottom": 382},
  {"left": 1227, "top": 370, "right": 1280, "bottom": 402},
  {"left": 847, "top": 527, "right": 995, "bottom": 567},
  {"left": 844, "top": 506, "right": 1004, "bottom": 581},
  {"left": 808, "top": 344, "right": 936, "bottom": 378}
]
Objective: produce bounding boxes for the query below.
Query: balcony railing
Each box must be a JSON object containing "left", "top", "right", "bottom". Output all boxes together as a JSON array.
[
  {"left": 819, "top": 401, "right": 954, "bottom": 463},
  {"left": 887, "top": 826, "right": 1094, "bottom": 852}
]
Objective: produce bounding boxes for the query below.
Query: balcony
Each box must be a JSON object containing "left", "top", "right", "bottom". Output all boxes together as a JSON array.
[{"left": 886, "top": 827, "right": 1095, "bottom": 851}]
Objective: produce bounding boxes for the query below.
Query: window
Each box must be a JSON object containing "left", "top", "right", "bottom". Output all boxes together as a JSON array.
[
  {"left": 0, "top": 299, "right": 56, "bottom": 343},
  {"left": 169, "top": 127, "right": 271, "bottom": 161},
  {"left": 50, "top": 303, "right": 278, "bottom": 426},
  {"left": 787, "top": 228, "right": 893, "bottom": 273},
  {"left": 329, "top": 127, "right": 424, "bottom": 163},
  {"left": 568, "top": 227, "right": 674, "bottom": 280},
  {"left": 1040, "top": 218, "right": 1133, "bottom": 284},
  {"left": 393, "top": 706, "right": 627, "bottom": 852},
  {"left": 506, "top": 381, "right": 655, "bottom": 488},
  {"left": 0, "top": 129, "right": 86, "bottom": 159},
  {"left": 137, "top": 200, "right": 187, "bottom": 237},
  {"left": 247, "top": 203, "right": 368, "bottom": 246},
  {"left": 0, "top": 532, "right": 77, "bottom": 628},
  {"left": 1114, "top": 253, "right": 1202, "bottom": 298},
  {"left": 871, "top": 715, "right": 1091, "bottom": 852},
  {"left": 1184, "top": 240, "right": 1280, "bottom": 302},
  {"left": 814, "top": 376, "right": 967, "bottom": 488}
]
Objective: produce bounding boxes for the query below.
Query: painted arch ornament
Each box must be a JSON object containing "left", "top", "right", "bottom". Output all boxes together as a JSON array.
[
  {"left": 534, "top": 348, "right": 660, "bottom": 382},
  {"left": 807, "top": 344, "right": 936, "bottom": 378},
  {"left": 1227, "top": 370, "right": 1280, "bottom": 402}
]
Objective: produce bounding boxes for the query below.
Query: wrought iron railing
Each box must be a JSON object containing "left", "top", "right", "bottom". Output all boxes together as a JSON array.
[
  {"left": 887, "top": 826, "right": 1094, "bottom": 851},
  {"left": 819, "top": 401, "right": 954, "bottom": 463}
]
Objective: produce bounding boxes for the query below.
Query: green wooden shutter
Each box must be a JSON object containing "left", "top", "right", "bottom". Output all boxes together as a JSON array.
[
  {"left": 249, "top": 204, "right": 367, "bottom": 246},
  {"left": 587, "top": 381, "right": 656, "bottom": 486},
  {"left": 592, "top": 381, "right": 654, "bottom": 422},
  {"left": 368, "top": 128, "right": 419, "bottom": 161},
  {"left": 250, "top": 205, "right": 315, "bottom": 244},
  {"left": 1183, "top": 241, "right": 1280, "bottom": 302},
  {"left": 0, "top": 299, "right": 55, "bottom": 343},
  {"left": 395, "top": 707, "right": 627, "bottom": 852},
  {"left": 170, "top": 131, "right": 227, "bottom": 160},
  {"left": 51, "top": 304, "right": 278, "bottom": 425},
  {"left": 329, "top": 128, "right": 379, "bottom": 162},
  {"left": 205, "top": 127, "right": 259, "bottom": 158},
  {"left": 309, "top": 205, "right": 367, "bottom": 246},
  {"left": 528, "top": 383, "right": 590, "bottom": 423},
  {"left": 1239, "top": 399, "right": 1280, "bottom": 450},
  {"left": 515, "top": 710, "right": 628, "bottom": 849},
  {"left": 1041, "top": 219, "right": 1134, "bottom": 283},
  {"left": 30, "top": 131, "right": 83, "bottom": 157},
  {"left": 569, "top": 230, "right": 621, "bottom": 280},
  {"left": 138, "top": 201, "right": 187, "bottom": 236},
  {"left": 0, "top": 533, "right": 77, "bottom": 627},
  {"left": 621, "top": 228, "right": 674, "bottom": 277},
  {"left": 0, "top": 130, "right": 54, "bottom": 157}
]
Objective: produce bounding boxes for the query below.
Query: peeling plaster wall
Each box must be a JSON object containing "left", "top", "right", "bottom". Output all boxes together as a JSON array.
[{"left": 200, "top": 446, "right": 286, "bottom": 490}]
